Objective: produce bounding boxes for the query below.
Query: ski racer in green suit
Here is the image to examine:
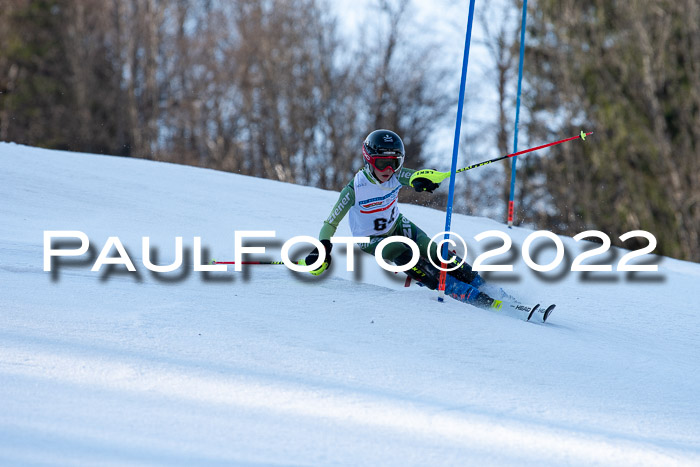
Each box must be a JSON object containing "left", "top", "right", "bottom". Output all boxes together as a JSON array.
[{"left": 303, "top": 129, "right": 497, "bottom": 307}]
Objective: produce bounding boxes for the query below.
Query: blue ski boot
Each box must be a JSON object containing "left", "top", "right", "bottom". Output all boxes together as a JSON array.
[
  {"left": 456, "top": 266, "right": 517, "bottom": 302},
  {"left": 444, "top": 276, "right": 495, "bottom": 309}
]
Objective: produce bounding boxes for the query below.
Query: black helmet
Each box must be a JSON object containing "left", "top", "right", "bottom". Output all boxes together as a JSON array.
[{"left": 362, "top": 129, "right": 405, "bottom": 173}]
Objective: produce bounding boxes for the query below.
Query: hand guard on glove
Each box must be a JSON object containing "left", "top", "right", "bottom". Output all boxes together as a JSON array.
[
  {"left": 303, "top": 239, "right": 332, "bottom": 276},
  {"left": 412, "top": 176, "right": 440, "bottom": 193}
]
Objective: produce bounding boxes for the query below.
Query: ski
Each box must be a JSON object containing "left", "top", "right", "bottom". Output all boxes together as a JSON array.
[
  {"left": 411, "top": 270, "right": 556, "bottom": 324},
  {"left": 478, "top": 299, "right": 556, "bottom": 324},
  {"left": 542, "top": 304, "right": 556, "bottom": 323}
]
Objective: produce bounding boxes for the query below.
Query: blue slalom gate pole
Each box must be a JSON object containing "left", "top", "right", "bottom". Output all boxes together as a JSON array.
[
  {"left": 438, "top": 0, "right": 477, "bottom": 303},
  {"left": 507, "top": 0, "right": 528, "bottom": 228}
]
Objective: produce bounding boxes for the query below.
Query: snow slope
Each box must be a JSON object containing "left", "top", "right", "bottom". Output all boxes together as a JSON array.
[{"left": 1, "top": 142, "right": 699, "bottom": 465}]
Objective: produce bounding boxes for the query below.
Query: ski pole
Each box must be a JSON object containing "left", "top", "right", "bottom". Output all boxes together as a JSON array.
[
  {"left": 210, "top": 260, "right": 300, "bottom": 265},
  {"left": 410, "top": 130, "right": 593, "bottom": 187},
  {"left": 211, "top": 258, "right": 328, "bottom": 275}
]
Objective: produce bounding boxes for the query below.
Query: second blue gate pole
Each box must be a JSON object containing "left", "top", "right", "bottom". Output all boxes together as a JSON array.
[{"left": 507, "top": 0, "right": 528, "bottom": 228}]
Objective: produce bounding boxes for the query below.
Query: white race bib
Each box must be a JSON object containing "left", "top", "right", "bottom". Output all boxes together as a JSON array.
[{"left": 349, "top": 170, "right": 401, "bottom": 236}]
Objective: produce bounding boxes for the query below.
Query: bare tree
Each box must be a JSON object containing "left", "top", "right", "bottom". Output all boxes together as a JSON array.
[{"left": 1, "top": 0, "right": 459, "bottom": 218}]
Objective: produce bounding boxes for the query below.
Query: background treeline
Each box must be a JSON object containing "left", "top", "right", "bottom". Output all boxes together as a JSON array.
[
  {"left": 0, "top": 0, "right": 452, "bottom": 192},
  {"left": 0, "top": 0, "right": 697, "bottom": 261},
  {"left": 474, "top": 0, "right": 698, "bottom": 262},
  {"left": 513, "top": 0, "right": 699, "bottom": 261}
]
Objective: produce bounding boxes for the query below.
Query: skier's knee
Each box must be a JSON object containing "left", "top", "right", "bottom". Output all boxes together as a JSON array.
[
  {"left": 395, "top": 253, "right": 439, "bottom": 290},
  {"left": 382, "top": 243, "right": 414, "bottom": 265},
  {"left": 393, "top": 249, "right": 416, "bottom": 266}
]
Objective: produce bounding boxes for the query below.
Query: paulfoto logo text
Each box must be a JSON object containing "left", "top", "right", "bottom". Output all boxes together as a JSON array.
[{"left": 43, "top": 229, "right": 659, "bottom": 276}]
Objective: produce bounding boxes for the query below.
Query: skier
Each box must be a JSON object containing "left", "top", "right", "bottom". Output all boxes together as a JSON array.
[{"left": 302, "top": 129, "right": 497, "bottom": 308}]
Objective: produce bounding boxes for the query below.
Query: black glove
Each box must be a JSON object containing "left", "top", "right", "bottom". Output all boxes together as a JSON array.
[
  {"left": 412, "top": 177, "right": 440, "bottom": 193},
  {"left": 303, "top": 239, "right": 332, "bottom": 275}
]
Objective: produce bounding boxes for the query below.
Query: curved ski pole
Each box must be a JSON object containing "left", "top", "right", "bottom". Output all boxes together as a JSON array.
[{"left": 410, "top": 130, "right": 593, "bottom": 187}]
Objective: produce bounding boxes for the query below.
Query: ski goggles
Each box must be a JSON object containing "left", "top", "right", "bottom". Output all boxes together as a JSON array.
[
  {"left": 366, "top": 154, "right": 404, "bottom": 172},
  {"left": 371, "top": 156, "right": 403, "bottom": 172}
]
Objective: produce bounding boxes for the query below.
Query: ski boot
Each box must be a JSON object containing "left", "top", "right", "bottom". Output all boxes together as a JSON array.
[
  {"left": 444, "top": 252, "right": 517, "bottom": 302},
  {"left": 443, "top": 253, "right": 482, "bottom": 286},
  {"left": 444, "top": 276, "right": 496, "bottom": 309}
]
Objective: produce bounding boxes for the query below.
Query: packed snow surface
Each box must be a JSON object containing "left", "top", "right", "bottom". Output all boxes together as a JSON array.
[{"left": 1, "top": 142, "right": 699, "bottom": 465}]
